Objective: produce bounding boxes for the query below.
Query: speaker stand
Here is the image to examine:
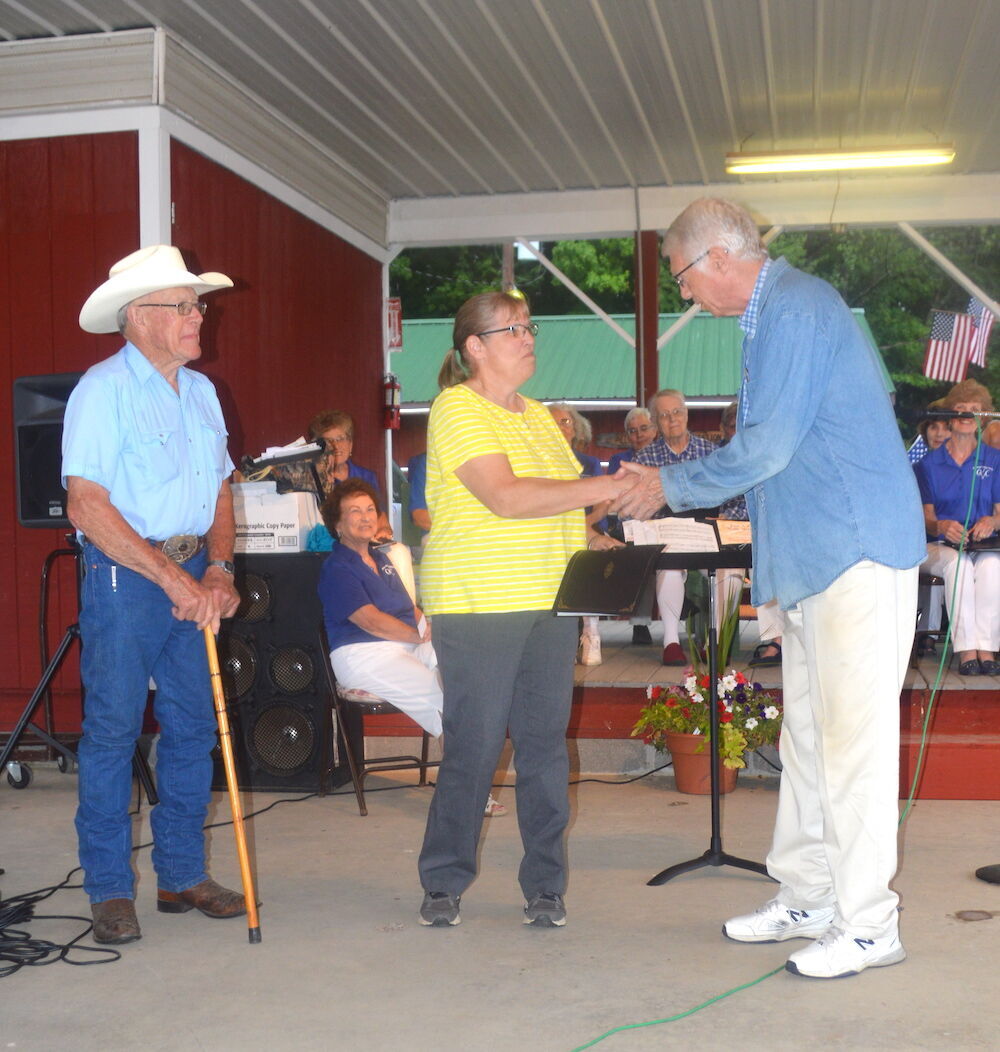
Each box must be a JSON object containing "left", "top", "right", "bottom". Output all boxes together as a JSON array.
[{"left": 1, "top": 543, "right": 156, "bottom": 801}]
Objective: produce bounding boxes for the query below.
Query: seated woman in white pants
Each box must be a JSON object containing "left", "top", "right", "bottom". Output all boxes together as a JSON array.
[
  {"left": 318, "top": 479, "right": 506, "bottom": 815},
  {"left": 914, "top": 380, "right": 1000, "bottom": 676},
  {"left": 318, "top": 478, "right": 444, "bottom": 735}
]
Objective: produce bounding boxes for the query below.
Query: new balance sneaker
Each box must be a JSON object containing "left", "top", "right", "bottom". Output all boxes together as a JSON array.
[
  {"left": 523, "top": 893, "right": 566, "bottom": 927},
  {"left": 418, "top": 891, "right": 461, "bottom": 926},
  {"left": 723, "top": 898, "right": 835, "bottom": 943},
  {"left": 785, "top": 926, "right": 906, "bottom": 979}
]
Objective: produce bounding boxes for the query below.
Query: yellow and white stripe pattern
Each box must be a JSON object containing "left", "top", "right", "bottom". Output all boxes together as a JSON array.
[{"left": 421, "top": 384, "right": 586, "bottom": 614}]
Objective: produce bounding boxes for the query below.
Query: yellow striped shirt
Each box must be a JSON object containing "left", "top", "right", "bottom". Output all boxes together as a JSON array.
[{"left": 421, "top": 384, "right": 586, "bottom": 614}]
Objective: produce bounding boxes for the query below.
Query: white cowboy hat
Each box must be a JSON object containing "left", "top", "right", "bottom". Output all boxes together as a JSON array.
[{"left": 79, "top": 245, "right": 233, "bottom": 333}]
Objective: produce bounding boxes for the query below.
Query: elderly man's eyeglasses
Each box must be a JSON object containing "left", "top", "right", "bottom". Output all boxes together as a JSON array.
[
  {"left": 476, "top": 322, "right": 539, "bottom": 339},
  {"left": 657, "top": 408, "right": 687, "bottom": 420},
  {"left": 626, "top": 424, "right": 655, "bottom": 435},
  {"left": 671, "top": 250, "right": 709, "bottom": 288},
  {"left": 135, "top": 301, "right": 208, "bottom": 317}
]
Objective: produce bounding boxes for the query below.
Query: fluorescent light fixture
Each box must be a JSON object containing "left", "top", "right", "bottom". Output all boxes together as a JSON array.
[{"left": 725, "top": 144, "right": 955, "bottom": 175}]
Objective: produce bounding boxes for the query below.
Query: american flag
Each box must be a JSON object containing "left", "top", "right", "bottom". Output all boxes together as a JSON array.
[
  {"left": 923, "top": 309, "right": 974, "bottom": 383},
  {"left": 968, "top": 297, "right": 995, "bottom": 368}
]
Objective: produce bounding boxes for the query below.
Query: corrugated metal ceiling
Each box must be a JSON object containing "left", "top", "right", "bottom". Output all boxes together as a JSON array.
[{"left": 1, "top": 0, "right": 997, "bottom": 207}]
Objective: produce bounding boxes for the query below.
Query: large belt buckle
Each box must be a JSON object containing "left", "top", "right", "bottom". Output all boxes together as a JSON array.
[{"left": 162, "top": 534, "right": 201, "bottom": 564}]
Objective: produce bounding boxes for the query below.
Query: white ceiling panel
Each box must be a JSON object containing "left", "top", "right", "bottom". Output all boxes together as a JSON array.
[{"left": 0, "top": 0, "right": 996, "bottom": 247}]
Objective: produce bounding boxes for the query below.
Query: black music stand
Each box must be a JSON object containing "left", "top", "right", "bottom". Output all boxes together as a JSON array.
[
  {"left": 0, "top": 539, "right": 157, "bottom": 803},
  {"left": 647, "top": 548, "right": 770, "bottom": 885}
]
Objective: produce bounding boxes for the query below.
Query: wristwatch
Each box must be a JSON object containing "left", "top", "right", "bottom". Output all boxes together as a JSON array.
[{"left": 208, "top": 559, "right": 235, "bottom": 575}]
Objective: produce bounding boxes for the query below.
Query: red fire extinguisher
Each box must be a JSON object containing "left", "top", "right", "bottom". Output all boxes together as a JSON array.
[{"left": 383, "top": 372, "right": 401, "bottom": 430}]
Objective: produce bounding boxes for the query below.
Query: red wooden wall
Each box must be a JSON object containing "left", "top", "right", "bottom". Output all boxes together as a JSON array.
[{"left": 0, "top": 133, "right": 384, "bottom": 734}]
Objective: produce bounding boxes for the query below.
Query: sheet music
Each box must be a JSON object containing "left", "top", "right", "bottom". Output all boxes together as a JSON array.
[
  {"left": 255, "top": 437, "right": 323, "bottom": 462},
  {"left": 622, "top": 518, "right": 720, "bottom": 552}
]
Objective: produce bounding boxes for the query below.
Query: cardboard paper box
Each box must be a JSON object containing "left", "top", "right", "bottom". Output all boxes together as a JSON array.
[{"left": 232, "top": 481, "right": 321, "bottom": 554}]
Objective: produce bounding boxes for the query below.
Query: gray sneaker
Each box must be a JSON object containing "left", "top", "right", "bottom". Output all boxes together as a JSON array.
[
  {"left": 523, "top": 893, "right": 566, "bottom": 927},
  {"left": 419, "top": 891, "right": 461, "bottom": 926}
]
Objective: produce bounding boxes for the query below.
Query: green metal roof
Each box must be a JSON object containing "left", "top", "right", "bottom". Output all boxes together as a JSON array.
[{"left": 394, "top": 310, "right": 890, "bottom": 405}]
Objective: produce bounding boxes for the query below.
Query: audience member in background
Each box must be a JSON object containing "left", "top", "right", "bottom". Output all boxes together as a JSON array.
[
  {"left": 608, "top": 407, "right": 658, "bottom": 475},
  {"left": 914, "top": 379, "right": 1000, "bottom": 676},
  {"left": 908, "top": 399, "right": 950, "bottom": 464},
  {"left": 318, "top": 478, "right": 507, "bottom": 817},
  {"left": 549, "top": 402, "right": 613, "bottom": 665},
  {"left": 408, "top": 451, "right": 432, "bottom": 536},
  {"left": 416, "top": 292, "right": 629, "bottom": 929},
  {"left": 634, "top": 388, "right": 743, "bottom": 665},
  {"left": 307, "top": 409, "right": 393, "bottom": 542},
  {"left": 909, "top": 400, "right": 950, "bottom": 655}
]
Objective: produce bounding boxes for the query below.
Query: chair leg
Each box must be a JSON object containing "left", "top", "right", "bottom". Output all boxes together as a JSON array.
[
  {"left": 418, "top": 731, "right": 430, "bottom": 787},
  {"left": 337, "top": 698, "right": 369, "bottom": 816}
]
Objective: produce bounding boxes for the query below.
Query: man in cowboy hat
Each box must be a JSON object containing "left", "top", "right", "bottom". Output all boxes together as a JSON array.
[{"left": 63, "top": 245, "right": 245, "bottom": 944}]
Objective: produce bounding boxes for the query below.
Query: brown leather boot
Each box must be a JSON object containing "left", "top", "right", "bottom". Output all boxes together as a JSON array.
[
  {"left": 91, "top": 898, "right": 141, "bottom": 944},
  {"left": 157, "top": 878, "right": 247, "bottom": 918}
]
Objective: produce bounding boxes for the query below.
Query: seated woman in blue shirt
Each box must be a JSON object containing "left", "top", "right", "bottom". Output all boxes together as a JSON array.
[
  {"left": 318, "top": 479, "right": 443, "bottom": 736},
  {"left": 915, "top": 379, "right": 1000, "bottom": 676}
]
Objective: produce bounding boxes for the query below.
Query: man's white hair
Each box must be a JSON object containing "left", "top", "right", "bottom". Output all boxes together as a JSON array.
[{"left": 663, "top": 198, "right": 768, "bottom": 264}]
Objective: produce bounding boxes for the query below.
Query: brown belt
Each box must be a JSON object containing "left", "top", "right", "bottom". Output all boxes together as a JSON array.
[{"left": 148, "top": 534, "right": 206, "bottom": 564}]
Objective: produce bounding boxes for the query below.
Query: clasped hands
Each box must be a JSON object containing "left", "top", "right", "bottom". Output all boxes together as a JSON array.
[{"left": 602, "top": 461, "right": 666, "bottom": 521}]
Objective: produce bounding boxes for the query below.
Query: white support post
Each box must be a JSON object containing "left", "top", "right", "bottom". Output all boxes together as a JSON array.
[
  {"left": 897, "top": 222, "right": 1000, "bottom": 321},
  {"left": 137, "top": 110, "right": 171, "bottom": 246},
  {"left": 515, "top": 238, "right": 635, "bottom": 348}
]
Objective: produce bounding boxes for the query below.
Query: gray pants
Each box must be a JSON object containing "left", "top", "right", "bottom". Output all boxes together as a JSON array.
[{"left": 418, "top": 610, "right": 577, "bottom": 899}]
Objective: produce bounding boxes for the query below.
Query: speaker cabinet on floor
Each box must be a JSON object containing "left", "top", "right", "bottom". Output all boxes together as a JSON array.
[
  {"left": 214, "top": 552, "right": 350, "bottom": 792},
  {"left": 13, "top": 372, "right": 83, "bottom": 528}
]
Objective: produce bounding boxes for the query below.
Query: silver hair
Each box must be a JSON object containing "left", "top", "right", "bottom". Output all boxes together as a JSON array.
[
  {"left": 624, "top": 406, "right": 652, "bottom": 428},
  {"left": 117, "top": 304, "right": 131, "bottom": 336},
  {"left": 662, "top": 198, "right": 768, "bottom": 266},
  {"left": 550, "top": 402, "right": 592, "bottom": 447},
  {"left": 647, "top": 388, "right": 685, "bottom": 416}
]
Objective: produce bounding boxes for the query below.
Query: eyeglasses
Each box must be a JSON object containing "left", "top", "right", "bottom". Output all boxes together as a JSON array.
[
  {"left": 671, "top": 251, "right": 709, "bottom": 288},
  {"left": 656, "top": 408, "right": 687, "bottom": 419},
  {"left": 134, "top": 301, "right": 208, "bottom": 317},
  {"left": 626, "top": 424, "right": 655, "bottom": 435},
  {"left": 476, "top": 322, "right": 539, "bottom": 339},
  {"left": 324, "top": 435, "right": 353, "bottom": 446}
]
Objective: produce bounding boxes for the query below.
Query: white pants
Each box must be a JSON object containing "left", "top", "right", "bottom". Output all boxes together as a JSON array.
[
  {"left": 921, "top": 544, "right": 1000, "bottom": 652},
  {"left": 756, "top": 597, "right": 783, "bottom": 642},
  {"left": 649, "top": 568, "right": 745, "bottom": 646},
  {"left": 330, "top": 638, "right": 444, "bottom": 738},
  {"left": 769, "top": 561, "right": 917, "bottom": 938}
]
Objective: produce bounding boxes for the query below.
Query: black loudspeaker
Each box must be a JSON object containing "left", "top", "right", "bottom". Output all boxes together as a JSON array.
[
  {"left": 13, "top": 372, "right": 83, "bottom": 528},
  {"left": 214, "top": 552, "right": 349, "bottom": 792}
]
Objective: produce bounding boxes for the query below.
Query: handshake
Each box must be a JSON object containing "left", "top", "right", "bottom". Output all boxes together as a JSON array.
[{"left": 598, "top": 462, "right": 666, "bottom": 519}]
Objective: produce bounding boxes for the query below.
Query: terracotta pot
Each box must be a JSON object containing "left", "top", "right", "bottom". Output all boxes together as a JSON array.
[{"left": 665, "top": 732, "right": 738, "bottom": 795}]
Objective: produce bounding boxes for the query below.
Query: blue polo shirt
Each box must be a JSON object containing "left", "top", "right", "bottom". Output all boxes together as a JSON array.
[
  {"left": 319, "top": 543, "right": 415, "bottom": 650},
  {"left": 915, "top": 442, "right": 1000, "bottom": 536},
  {"left": 61, "top": 342, "right": 233, "bottom": 539}
]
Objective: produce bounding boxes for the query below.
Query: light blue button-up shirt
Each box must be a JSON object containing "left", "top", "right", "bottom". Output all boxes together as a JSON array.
[
  {"left": 660, "top": 257, "right": 925, "bottom": 609},
  {"left": 62, "top": 342, "right": 234, "bottom": 540}
]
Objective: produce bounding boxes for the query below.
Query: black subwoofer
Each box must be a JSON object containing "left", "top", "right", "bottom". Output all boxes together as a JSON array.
[{"left": 214, "top": 552, "right": 349, "bottom": 792}]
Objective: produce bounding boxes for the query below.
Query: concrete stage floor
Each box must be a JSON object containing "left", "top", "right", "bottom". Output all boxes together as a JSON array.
[{"left": 3, "top": 762, "right": 999, "bottom": 1051}]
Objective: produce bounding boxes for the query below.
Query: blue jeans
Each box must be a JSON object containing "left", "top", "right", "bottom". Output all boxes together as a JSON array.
[{"left": 76, "top": 543, "right": 217, "bottom": 903}]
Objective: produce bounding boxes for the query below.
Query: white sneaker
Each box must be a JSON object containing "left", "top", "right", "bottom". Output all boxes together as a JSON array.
[
  {"left": 786, "top": 926, "right": 906, "bottom": 978},
  {"left": 723, "top": 898, "right": 835, "bottom": 943},
  {"left": 579, "top": 634, "right": 602, "bottom": 666}
]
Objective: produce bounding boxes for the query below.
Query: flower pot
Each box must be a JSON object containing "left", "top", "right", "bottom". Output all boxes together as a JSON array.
[{"left": 665, "top": 732, "right": 738, "bottom": 795}]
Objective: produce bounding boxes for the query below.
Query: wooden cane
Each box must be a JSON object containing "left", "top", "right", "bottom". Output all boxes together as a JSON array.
[{"left": 203, "top": 626, "right": 262, "bottom": 943}]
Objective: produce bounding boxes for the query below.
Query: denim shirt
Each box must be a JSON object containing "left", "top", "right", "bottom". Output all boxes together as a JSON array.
[{"left": 661, "top": 257, "right": 925, "bottom": 609}]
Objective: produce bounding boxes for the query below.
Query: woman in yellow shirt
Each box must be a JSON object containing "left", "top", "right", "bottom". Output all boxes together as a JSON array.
[{"left": 417, "top": 291, "right": 627, "bottom": 928}]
